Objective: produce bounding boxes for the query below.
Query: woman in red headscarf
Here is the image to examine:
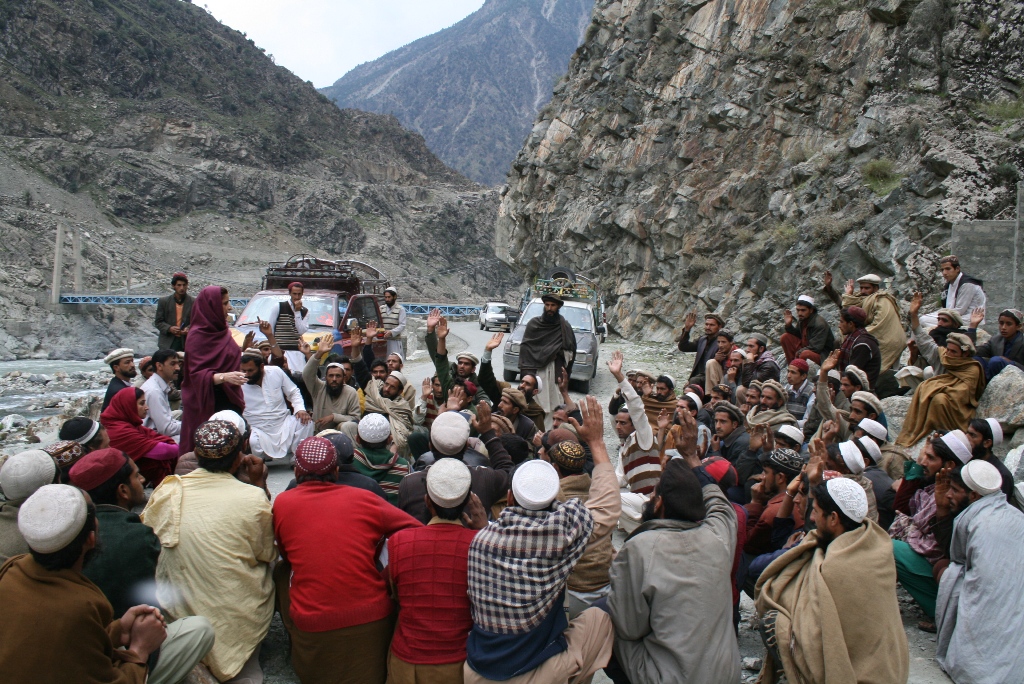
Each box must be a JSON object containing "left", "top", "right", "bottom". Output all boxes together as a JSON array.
[
  {"left": 179, "top": 286, "right": 248, "bottom": 455},
  {"left": 101, "top": 387, "right": 178, "bottom": 486}
]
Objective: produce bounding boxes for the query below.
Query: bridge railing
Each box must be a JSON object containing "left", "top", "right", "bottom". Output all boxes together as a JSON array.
[{"left": 59, "top": 295, "right": 482, "bottom": 317}]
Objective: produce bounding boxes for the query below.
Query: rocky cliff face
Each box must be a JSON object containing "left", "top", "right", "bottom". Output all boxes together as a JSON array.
[
  {"left": 498, "top": 0, "right": 1024, "bottom": 341},
  {"left": 0, "top": 0, "right": 521, "bottom": 360},
  {"left": 322, "top": 0, "right": 594, "bottom": 185}
]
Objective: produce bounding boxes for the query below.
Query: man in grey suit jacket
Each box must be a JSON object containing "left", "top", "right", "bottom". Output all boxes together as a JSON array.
[{"left": 154, "top": 273, "right": 193, "bottom": 351}]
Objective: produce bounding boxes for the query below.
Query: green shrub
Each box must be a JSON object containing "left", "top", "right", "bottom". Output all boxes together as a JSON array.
[
  {"left": 979, "top": 98, "right": 1024, "bottom": 121},
  {"left": 861, "top": 159, "right": 902, "bottom": 195},
  {"left": 992, "top": 163, "right": 1020, "bottom": 186},
  {"left": 771, "top": 222, "right": 799, "bottom": 249}
]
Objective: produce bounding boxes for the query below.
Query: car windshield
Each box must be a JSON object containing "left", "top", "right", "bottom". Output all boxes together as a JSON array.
[
  {"left": 486, "top": 304, "right": 509, "bottom": 314},
  {"left": 236, "top": 294, "right": 336, "bottom": 329},
  {"left": 520, "top": 302, "right": 593, "bottom": 332}
]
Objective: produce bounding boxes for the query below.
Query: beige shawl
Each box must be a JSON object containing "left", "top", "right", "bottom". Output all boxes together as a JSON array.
[{"left": 842, "top": 290, "right": 906, "bottom": 371}]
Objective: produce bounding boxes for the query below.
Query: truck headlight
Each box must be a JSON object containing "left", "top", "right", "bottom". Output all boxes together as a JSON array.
[
  {"left": 509, "top": 342, "right": 520, "bottom": 354},
  {"left": 576, "top": 352, "right": 592, "bottom": 365}
]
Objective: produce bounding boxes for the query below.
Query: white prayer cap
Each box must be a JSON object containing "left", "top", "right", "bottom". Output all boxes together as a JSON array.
[
  {"left": 827, "top": 369, "right": 841, "bottom": 381},
  {"left": 941, "top": 430, "right": 973, "bottom": 464},
  {"left": 857, "top": 418, "right": 888, "bottom": 442},
  {"left": 430, "top": 411, "right": 471, "bottom": 456},
  {"left": 858, "top": 436, "right": 882, "bottom": 464},
  {"left": 685, "top": 392, "right": 703, "bottom": 412},
  {"left": 103, "top": 348, "right": 134, "bottom": 365},
  {"left": 210, "top": 410, "right": 246, "bottom": 436},
  {"left": 384, "top": 286, "right": 398, "bottom": 295},
  {"left": 826, "top": 477, "right": 869, "bottom": 523},
  {"left": 776, "top": 424, "right": 804, "bottom": 447},
  {"left": 357, "top": 413, "right": 392, "bottom": 444},
  {"left": 387, "top": 352, "right": 405, "bottom": 364},
  {"left": 856, "top": 274, "right": 882, "bottom": 285},
  {"left": 838, "top": 441, "right": 866, "bottom": 474},
  {"left": 512, "top": 460, "right": 560, "bottom": 511},
  {"left": 426, "top": 458, "right": 472, "bottom": 508},
  {"left": 0, "top": 450, "right": 57, "bottom": 502},
  {"left": 389, "top": 370, "right": 407, "bottom": 388},
  {"left": 985, "top": 418, "right": 1004, "bottom": 446},
  {"left": 797, "top": 294, "right": 815, "bottom": 307},
  {"left": 961, "top": 460, "right": 1003, "bottom": 496},
  {"left": 18, "top": 484, "right": 89, "bottom": 554}
]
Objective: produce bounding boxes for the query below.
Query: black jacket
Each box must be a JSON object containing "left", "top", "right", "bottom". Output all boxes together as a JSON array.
[
  {"left": 154, "top": 293, "right": 193, "bottom": 351},
  {"left": 783, "top": 313, "right": 836, "bottom": 356},
  {"left": 678, "top": 329, "right": 719, "bottom": 380}
]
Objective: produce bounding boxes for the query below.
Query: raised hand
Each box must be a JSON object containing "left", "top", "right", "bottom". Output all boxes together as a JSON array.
[
  {"left": 446, "top": 384, "right": 467, "bottom": 411},
  {"left": 783, "top": 309, "right": 794, "bottom": 326},
  {"left": 421, "top": 377, "right": 432, "bottom": 400},
  {"left": 470, "top": 398, "right": 492, "bottom": 433},
  {"left": 485, "top": 332, "right": 504, "bottom": 351},
  {"left": 569, "top": 396, "right": 607, "bottom": 458},
  {"left": 844, "top": 278, "right": 855, "bottom": 296},
  {"left": 556, "top": 367, "right": 569, "bottom": 396},
  {"left": 684, "top": 311, "right": 697, "bottom": 331},
  {"left": 970, "top": 307, "right": 985, "bottom": 329},
  {"left": 242, "top": 330, "right": 256, "bottom": 351},
  {"left": 348, "top": 325, "right": 364, "bottom": 354},
  {"left": 436, "top": 316, "right": 449, "bottom": 340},
  {"left": 657, "top": 408, "right": 671, "bottom": 433},
  {"left": 821, "top": 419, "right": 840, "bottom": 444},
  {"left": 258, "top": 318, "right": 273, "bottom": 337},
  {"left": 461, "top": 492, "right": 489, "bottom": 530},
  {"left": 320, "top": 333, "right": 336, "bottom": 352},
  {"left": 934, "top": 462, "right": 954, "bottom": 512},
  {"left": 821, "top": 349, "right": 841, "bottom": 373},
  {"left": 823, "top": 270, "right": 833, "bottom": 290},
  {"left": 909, "top": 291, "right": 923, "bottom": 316},
  {"left": 607, "top": 349, "right": 624, "bottom": 381},
  {"left": 426, "top": 308, "right": 441, "bottom": 332},
  {"left": 807, "top": 437, "right": 826, "bottom": 486}
]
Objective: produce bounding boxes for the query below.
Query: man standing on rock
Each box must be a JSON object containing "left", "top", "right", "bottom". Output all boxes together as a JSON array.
[
  {"left": 823, "top": 271, "right": 905, "bottom": 373},
  {"left": 677, "top": 312, "right": 723, "bottom": 381},
  {"left": 919, "top": 255, "right": 987, "bottom": 329},
  {"left": 519, "top": 292, "right": 576, "bottom": 427},
  {"left": 101, "top": 348, "right": 136, "bottom": 411},
  {"left": 154, "top": 272, "right": 193, "bottom": 352},
  {"left": 379, "top": 286, "right": 407, "bottom": 358}
]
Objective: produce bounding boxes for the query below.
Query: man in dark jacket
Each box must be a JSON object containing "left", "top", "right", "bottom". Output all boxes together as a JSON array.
[
  {"left": 740, "top": 334, "right": 782, "bottom": 386},
  {"left": 973, "top": 308, "right": 1024, "bottom": 380},
  {"left": 678, "top": 312, "right": 724, "bottom": 380},
  {"left": 154, "top": 273, "right": 193, "bottom": 352},
  {"left": 837, "top": 306, "right": 881, "bottom": 390},
  {"left": 780, "top": 295, "right": 835, "bottom": 364}
]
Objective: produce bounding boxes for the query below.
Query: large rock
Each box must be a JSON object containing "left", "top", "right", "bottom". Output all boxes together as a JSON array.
[
  {"left": 881, "top": 395, "right": 912, "bottom": 441},
  {"left": 994, "top": 427, "right": 1024, "bottom": 462},
  {"left": 1004, "top": 445, "right": 1024, "bottom": 484},
  {"left": 977, "top": 366, "right": 1024, "bottom": 430}
]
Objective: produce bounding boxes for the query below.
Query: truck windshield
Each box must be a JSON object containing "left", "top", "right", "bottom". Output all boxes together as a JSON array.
[
  {"left": 236, "top": 294, "right": 336, "bottom": 328},
  {"left": 520, "top": 302, "right": 593, "bottom": 332}
]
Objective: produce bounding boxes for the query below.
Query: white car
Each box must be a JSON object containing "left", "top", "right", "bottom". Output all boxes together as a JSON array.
[{"left": 479, "top": 302, "right": 516, "bottom": 331}]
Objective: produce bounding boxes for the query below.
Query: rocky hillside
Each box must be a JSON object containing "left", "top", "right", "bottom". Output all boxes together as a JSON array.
[
  {"left": 321, "top": 0, "right": 594, "bottom": 185},
  {"left": 0, "top": 0, "right": 522, "bottom": 360},
  {"left": 498, "top": 0, "right": 1023, "bottom": 340}
]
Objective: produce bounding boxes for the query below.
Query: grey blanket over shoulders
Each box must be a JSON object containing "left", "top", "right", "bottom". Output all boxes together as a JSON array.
[{"left": 935, "top": 493, "right": 1024, "bottom": 684}]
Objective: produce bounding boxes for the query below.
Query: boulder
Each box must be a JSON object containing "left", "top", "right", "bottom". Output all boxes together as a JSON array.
[
  {"left": 977, "top": 366, "right": 1024, "bottom": 430},
  {"left": 881, "top": 395, "right": 912, "bottom": 441},
  {"left": 0, "top": 414, "right": 26, "bottom": 430},
  {"left": 1004, "top": 445, "right": 1024, "bottom": 483},
  {"left": 994, "top": 427, "right": 1024, "bottom": 462}
]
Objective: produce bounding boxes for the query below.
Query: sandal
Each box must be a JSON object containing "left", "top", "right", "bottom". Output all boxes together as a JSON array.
[{"left": 918, "top": 620, "right": 936, "bottom": 633}]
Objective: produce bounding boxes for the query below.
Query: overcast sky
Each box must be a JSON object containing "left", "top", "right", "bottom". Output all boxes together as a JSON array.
[{"left": 200, "top": 0, "right": 485, "bottom": 88}]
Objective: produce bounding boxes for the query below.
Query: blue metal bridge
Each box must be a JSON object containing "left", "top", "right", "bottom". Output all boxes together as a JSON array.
[{"left": 59, "top": 295, "right": 481, "bottom": 317}]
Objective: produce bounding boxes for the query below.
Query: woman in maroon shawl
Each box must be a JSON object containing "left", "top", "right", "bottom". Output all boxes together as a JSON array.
[
  {"left": 101, "top": 387, "right": 178, "bottom": 486},
  {"left": 179, "top": 286, "right": 248, "bottom": 455}
]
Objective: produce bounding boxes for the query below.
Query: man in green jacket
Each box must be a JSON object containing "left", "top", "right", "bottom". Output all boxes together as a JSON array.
[{"left": 68, "top": 448, "right": 161, "bottom": 616}]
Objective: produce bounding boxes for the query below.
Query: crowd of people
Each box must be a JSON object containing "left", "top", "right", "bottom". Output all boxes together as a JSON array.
[{"left": 0, "top": 254, "right": 1022, "bottom": 684}]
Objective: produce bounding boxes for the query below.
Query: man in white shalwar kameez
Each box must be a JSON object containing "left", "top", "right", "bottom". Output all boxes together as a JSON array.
[{"left": 239, "top": 349, "right": 313, "bottom": 461}]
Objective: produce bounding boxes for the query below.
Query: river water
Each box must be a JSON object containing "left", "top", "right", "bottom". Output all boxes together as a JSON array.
[{"left": 0, "top": 360, "right": 108, "bottom": 418}]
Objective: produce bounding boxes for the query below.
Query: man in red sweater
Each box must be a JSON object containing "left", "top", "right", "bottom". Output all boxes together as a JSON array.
[
  {"left": 386, "top": 457, "right": 488, "bottom": 683},
  {"left": 273, "top": 436, "right": 421, "bottom": 684}
]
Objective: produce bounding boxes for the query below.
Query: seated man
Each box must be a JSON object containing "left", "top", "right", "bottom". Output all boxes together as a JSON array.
[
  {"left": 68, "top": 449, "right": 160, "bottom": 616},
  {"left": 348, "top": 327, "right": 415, "bottom": 453},
  {"left": 889, "top": 431, "right": 972, "bottom": 622},
  {"left": 972, "top": 307, "right": 1023, "bottom": 380},
  {"left": 59, "top": 416, "right": 110, "bottom": 455},
  {"left": 285, "top": 431, "right": 388, "bottom": 500},
  {"left": 302, "top": 333, "right": 361, "bottom": 433},
  {"left": 966, "top": 418, "right": 1015, "bottom": 500},
  {"left": 740, "top": 334, "right": 781, "bottom": 385},
  {"left": 756, "top": 478, "right": 909, "bottom": 683},
  {"left": 464, "top": 408, "right": 618, "bottom": 684},
  {"left": 141, "top": 349, "right": 182, "bottom": 440},
  {"left": 240, "top": 348, "right": 314, "bottom": 462},
  {"left": 919, "top": 254, "right": 986, "bottom": 329},
  {"left": 823, "top": 270, "right": 905, "bottom": 373},
  {"left": 924, "top": 307, "right": 971, "bottom": 347},
  {"left": 608, "top": 351, "right": 659, "bottom": 532},
  {"left": 143, "top": 420, "right": 275, "bottom": 682},
  {"left": 479, "top": 332, "right": 547, "bottom": 431},
  {"left": 935, "top": 459, "right": 1024, "bottom": 684},
  {"left": 352, "top": 413, "right": 411, "bottom": 505},
  {"left": 899, "top": 295, "right": 986, "bottom": 446},
  {"left": 0, "top": 449, "right": 58, "bottom": 562},
  {"left": 813, "top": 351, "right": 882, "bottom": 442},
  {"left": 780, "top": 295, "right": 835, "bottom": 364},
  {"left": 641, "top": 374, "right": 678, "bottom": 426},
  {"left": 677, "top": 311, "right": 723, "bottom": 380},
  {"left": 746, "top": 379, "right": 797, "bottom": 428},
  {"left": 387, "top": 459, "right": 487, "bottom": 684},
  {"left": 703, "top": 330, "right": 736, "bottom": 393},
  {"left": 851, "top": 434, "right": 896, "bottom": 529},
  {"left": 820, "top": 441, "right": 878, "bottom": 523},
  {"left": 497, "top": 387, "right": 540, "bottom": 445},
  {"left": 102, "top": 347, "right": 137, "bottom": 411},
  {"left": 426, "top": 311, "right": 490, "bottom": 405},
  {"left": 743, "top": 448, "right": 804, "bottom": 560},
  {"left": 0, "top": 484, "right": 213, "bottom": 684},
  {"left": 384, "top": 350, "right": 418, "bottom": 403},
  {"left": 274, "top": 436, "right": 422, "bottom": 684},
  {"left": 783, "top": 359, "right": 814, "bottom": 421},
  {"left": 835, "top": 306, "right": 881, "bottom": 389},
  {"left": 854, "top": 416, "right": 907, "bottom": 481},
  {"left": 606, "top": 412, "right": 740, "bottom": 684}
]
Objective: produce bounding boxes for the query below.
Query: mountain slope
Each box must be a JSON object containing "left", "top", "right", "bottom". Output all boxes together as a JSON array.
[
  {"left": 321, "top": 0, "right": 594, "bottom": 186},
  {"left": 0, "top": 0, "right": 521, "bottom": 359},
  {"left": 497, "top": 0, "right": 1024, "bottom": 340}
]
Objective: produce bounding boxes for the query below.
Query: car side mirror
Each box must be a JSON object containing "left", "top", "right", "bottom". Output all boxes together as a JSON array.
[
  {"left": 345, "top": 317, "right": 358, "bottom": 331},
  {"left": 597, "top": 325, "right": 606, "bottom": 334}
]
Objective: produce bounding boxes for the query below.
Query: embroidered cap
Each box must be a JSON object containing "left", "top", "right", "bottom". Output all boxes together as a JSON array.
[
  {"left": 194, "top": 420, "right": 241, "bottom": 459},
  {"left": 294, "top": 437, "right": 337, "bottom": 476},
  {"left": 826, "top": 477, "right": 869, "bottom": 523},
  {"left": 358, "top": 414, "right": 392, "bottom": 444}
]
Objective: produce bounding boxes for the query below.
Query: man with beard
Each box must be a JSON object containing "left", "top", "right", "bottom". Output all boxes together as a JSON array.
[
  {"left": 518, "top": 293, "right": 577, "bottom": 428},
  {"left": 68, "top": 449, "right": 159, "bottom": 616},
  {"left": 479, "top": 332, "right": 547, "bottom": 431},
  {"left": 141, "top": 349, "right": 183, "bottom": 440},
  {"left": 835, "top": 306, "right": 881, "bottom": 390},
  {"left": 348, "top": 325, "right": 415, "bottom": 453},
  {"left": 746, "top": 380, "right": 798, "bottom": 430},
  {"left": 823, "top": 271, "right": 906, "bottom": 373},
  {"left": 102, "top": 348, "right": 137, "bottom": 411},
  {"left": 740, "top": 334, "right": 781, "bottom": 385},
  {"left": 0, "top": 485, "right": 215, "bottom": 684},
  {"left": 780, "top": 295, "right": 835, "bottom": 364},
  {"left": 743, "top": 448, "right": 805, "bottom": 558},
  {"left": 641, "top": 374, "right": 678, "bottom": 426},
  {"left": 240, "top": 348, "right": 314, "bottom": 462},
  {"left": 608, "top": 351, "right": 660, "bottom": 533},
  {"left": 755, "top": 477, "right": 909, "bottom": 684},
  {"left": 811, "top": 351, "right": 881, "bottom": 442},
  {"left": 302, "top": 333, "right": 361, "bottom": 433},
  {"left": 425, "top": 310, "right": 491, "bottom": 406},
  {"left": 677, "top": 311, "right": 724, "bottom": 380},
  {"left": 965, "top": 418, "right": 1015, "bottom": 500},
  {"left": 379, "top": 286, "right": 407, "bottom": 358},
  {"left": 154, "top": 272, "right": 193, "bottom": 352},
  {"left": 605, "top": 410, "right": 740, "bottom": 684},
  {"left": 496, "top": 387, "right": 540, "bottom": 445}
]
